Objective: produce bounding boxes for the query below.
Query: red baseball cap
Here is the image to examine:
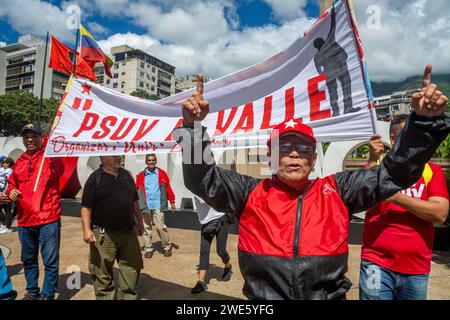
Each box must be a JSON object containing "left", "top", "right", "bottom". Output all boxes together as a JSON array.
[{"left": 267, "top": 119, "right": 316, "bottom": 147}]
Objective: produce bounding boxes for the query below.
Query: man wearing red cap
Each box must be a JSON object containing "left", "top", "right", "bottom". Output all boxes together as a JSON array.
[
  {"left": 6, "top": 123, "right": 64, "bottom": 300},
  {"left": 174, "top": 68, "right": 449, "bottom": 300}
]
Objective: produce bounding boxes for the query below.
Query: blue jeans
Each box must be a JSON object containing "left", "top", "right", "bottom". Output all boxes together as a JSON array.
[
  {"left": 0, "top": 248, "right": 17, "bottom": 300},
  {"left": 359, "top": 260, "right": 429, "bottom": 300},
  {"left": 18, "top": 220, "right": 61, "bottom": 299}
]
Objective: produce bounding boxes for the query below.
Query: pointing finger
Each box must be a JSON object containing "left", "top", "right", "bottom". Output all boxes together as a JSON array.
[
  {"left": 422, "top": 64, "right": 432, "bottom": 89},
  {"left": 197, "top": 74, "right": 204, "bottom": 95}
]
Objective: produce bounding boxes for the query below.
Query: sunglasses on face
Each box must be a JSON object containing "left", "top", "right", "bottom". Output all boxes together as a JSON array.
[{"left": 273, "top": 141, "right": 314, "bottom": 154}]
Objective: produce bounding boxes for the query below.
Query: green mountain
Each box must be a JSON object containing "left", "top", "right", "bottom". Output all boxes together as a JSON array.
[{"left": 370, "top": 74, "right": 450, "bottom": 97}]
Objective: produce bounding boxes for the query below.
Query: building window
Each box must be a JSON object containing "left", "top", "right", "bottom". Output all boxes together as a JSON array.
[
  {"left": 151, "top": 86, "right": 155, "bottom": 91},
  {"left": 106, "top": 79, "right": 110, "bottom": 85},
  {"left": 140, "top": 81, "right": 144, "bottom": 88},
  {"left": 23, "top": 76, "right": 33, "bottom": 85},
  {"left": 6, "top": 79, "right": 21, "bottom": 87},
  {"left": 121, "top": 72, "right": 126, "bottom": 76},
  {"left": 121, "top": 82, "right": 125, "bottom": 88},
  {"left": 152, "top": 67, "right": 156, "bottom": 73},
  {"left": 140, "top": 72, "right": 144, "bottom": 78},
  {"left": 114, "top": 63, "right": 119, "bottom": 69},
  {"left": 140, "top": 62, "right": 145, "bottom": 69},
  {"left": 24, "top": 65, "right": 33, "bottom": 73},
  {"left": 122, "top": 62, "right": 126, "bottom": 66},
  {"left": 114, "top": 73, "right": 118, "bottom": 79},
  {"left": 151, "top": 76, "right": 156, "bottom": 82},
  {"left": 113, "top": 83, "right": 118, "bottom": 88}
]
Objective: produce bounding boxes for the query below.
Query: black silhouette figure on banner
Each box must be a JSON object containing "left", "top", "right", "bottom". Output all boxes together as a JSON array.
[{"left": 313, "top": 5, "right": 360, "bottom": 117}]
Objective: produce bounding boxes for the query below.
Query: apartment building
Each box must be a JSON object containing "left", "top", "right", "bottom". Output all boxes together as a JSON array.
[{"left": 0, "top": 34, "right": 69, "bottom": 100}]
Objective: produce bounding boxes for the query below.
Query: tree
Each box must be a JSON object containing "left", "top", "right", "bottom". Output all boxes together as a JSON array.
[
  {"left": 130, "top": 89, "right": 159, "bottom": 101},
  {"left": 433, "top": 101, "right": 450, "bottom": 159},
  {"left": 0, "top": 91, "right": 59, "bottom": 136}
]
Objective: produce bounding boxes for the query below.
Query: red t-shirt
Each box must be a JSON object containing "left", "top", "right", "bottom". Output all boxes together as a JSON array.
[{"left": 361, "top": 162, "right": 449, "bottom": 274}]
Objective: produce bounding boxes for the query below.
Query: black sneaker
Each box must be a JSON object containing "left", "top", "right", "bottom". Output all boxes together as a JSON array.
[
  {"left": 222, "top": 265, "right": 232, "bottom": 281},
  {"left": 22, "top": 293, "right": 41, "bottom": 300},
  {"left": 144, "top": 251, "right": 154, "bottom": 259},
  {"left": 191, "top": 281, "right": 207, "bottom": 294}
]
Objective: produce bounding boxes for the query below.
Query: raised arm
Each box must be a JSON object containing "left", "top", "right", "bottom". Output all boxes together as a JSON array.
[
  {"left": 174, "top": 75, "right": 260, "bottom": 218},
  {"left": 326, "top": 5, "right": 337, "bottom": 44},
  {"left": 335, "top": 65, "right": 450, "bottom": 213}
]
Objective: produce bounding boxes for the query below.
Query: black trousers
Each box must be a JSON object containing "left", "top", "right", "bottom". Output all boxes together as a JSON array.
[
  {"left": 199, "top": 218, "right": 230, "bottom": 270},
  {"left": 0, "top": 203, "right": 16, "bottom": 228}
]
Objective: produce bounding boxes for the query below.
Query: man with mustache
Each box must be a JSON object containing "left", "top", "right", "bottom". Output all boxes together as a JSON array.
[{"left": 174, "top": 67, "right": 449, "bottom": 300}]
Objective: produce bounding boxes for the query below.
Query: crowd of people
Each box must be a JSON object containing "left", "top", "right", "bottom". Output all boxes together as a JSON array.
[{"left": 0, "top": 66, "right": 449, "bottom": 300}]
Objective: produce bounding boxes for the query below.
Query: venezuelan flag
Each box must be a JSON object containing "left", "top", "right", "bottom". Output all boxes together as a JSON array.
[{"left": 80, "top": 24, "right": 113, "bottom": 77}]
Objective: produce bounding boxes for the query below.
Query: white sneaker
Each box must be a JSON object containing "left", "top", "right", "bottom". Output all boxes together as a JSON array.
[
  {"left": 0, "top": 227, "right": 12, "bottom": 234},
  {"left": 0, "top": 225, "right": 5, "bottom": 231}
]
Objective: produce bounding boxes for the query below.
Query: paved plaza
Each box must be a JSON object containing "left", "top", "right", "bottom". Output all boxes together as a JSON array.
[{"left": 1, "top": 200, "right": 449, "bottom": 300}]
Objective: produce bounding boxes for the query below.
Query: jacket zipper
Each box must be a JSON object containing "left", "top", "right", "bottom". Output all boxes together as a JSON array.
[
  {"left": 293, "top": 181, "right": 316, "bottom": 257},
  {"left": 292, "top": 180, "right": 316, "bottom": 299},
  {"left": 293, "top": 196, "right": 303, "bottom": 257}
]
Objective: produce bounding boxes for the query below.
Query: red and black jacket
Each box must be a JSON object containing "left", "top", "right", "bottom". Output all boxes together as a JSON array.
[{"left": 174, "top": 112, "right": 450, "bottom": 300}]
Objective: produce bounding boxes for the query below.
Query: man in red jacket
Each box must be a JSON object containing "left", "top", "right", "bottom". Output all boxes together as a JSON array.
[
  {"left": 7, "top": 123, "right": 64, "bottom": 300},
  {"left": 174, "top": 69, "right": 449, "bottom": 300},
  {"left": 136, "top": 154, "right": 176, "bottom": 258}
]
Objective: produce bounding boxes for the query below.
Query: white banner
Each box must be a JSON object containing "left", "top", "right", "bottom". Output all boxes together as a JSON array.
[{"left": 45, "top": 0, "right": 377, "bottom": 157}]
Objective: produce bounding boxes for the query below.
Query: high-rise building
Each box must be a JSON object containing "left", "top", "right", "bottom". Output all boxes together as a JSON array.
[
  {"left": 0, "top": 34, "right": 69, "bottom": 100},
  {"left": 94, "top": 45, "right": 176, "bottom": 99}
]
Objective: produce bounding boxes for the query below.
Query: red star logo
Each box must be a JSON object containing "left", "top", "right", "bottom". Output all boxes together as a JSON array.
[{"left": 81, "top": 83, "right": 91, "bottom": 95}]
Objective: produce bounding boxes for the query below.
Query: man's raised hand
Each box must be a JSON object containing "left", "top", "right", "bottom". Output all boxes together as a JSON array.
[
  {"left": 412, "top": 65, "right": 448, "bottom": 117},
  {"left": 182, "top": 75, "right": 210, "bottom": 127}
]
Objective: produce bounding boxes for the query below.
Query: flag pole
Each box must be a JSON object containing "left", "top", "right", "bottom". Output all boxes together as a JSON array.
[
  {"left": 72, "top": 26, "right": 80, "bottom": 76},
  {"left": 38, "top": 31, "right": 50, "bottom": 122},
  {"left": 33, "top": 26, "right": 79, "bottom": 193}
]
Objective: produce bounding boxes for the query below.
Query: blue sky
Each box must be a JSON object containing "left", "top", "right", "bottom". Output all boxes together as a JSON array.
[
  {"left": 0, "top": 0, "right": 449, "bottom": 82},
  {"left": 0, "top": 0, "right": 319, "bottom": 44}
]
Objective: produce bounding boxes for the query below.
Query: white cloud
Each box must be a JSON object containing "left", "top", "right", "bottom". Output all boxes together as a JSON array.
[
  {"left": 263, "top": 0, "right": 308, "bottom": 21},
  {"left": 0, "top": 42, "right": 6, "bottom": 47},
  {"left": 93, "top": 0, "right": 130, "bottom": 17},
  {"left": 353, "top": 0, "right": 450, "bottom": 82},
  {"left": 98, "top": 17, "right": 314, "bottom": 79},
  {"left": 0, "top": 0, "right": 76, "bottom": 42},
  {"left": 87, "top": 22, "right": 109, "bottom": 36},
  {"left": 94, "top": 0, "right": 313, "bottom": 79},
  {"left": 97, "top": 33, "right": 159, "bottom": 53},
  {"left": 128, "top": 1, "right": 232, "bottom": 46}
]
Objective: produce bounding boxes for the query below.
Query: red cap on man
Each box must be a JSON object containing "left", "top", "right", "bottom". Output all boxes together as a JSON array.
[{"left": 267, "top": 119, "right": 316, "bottom": 147}]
